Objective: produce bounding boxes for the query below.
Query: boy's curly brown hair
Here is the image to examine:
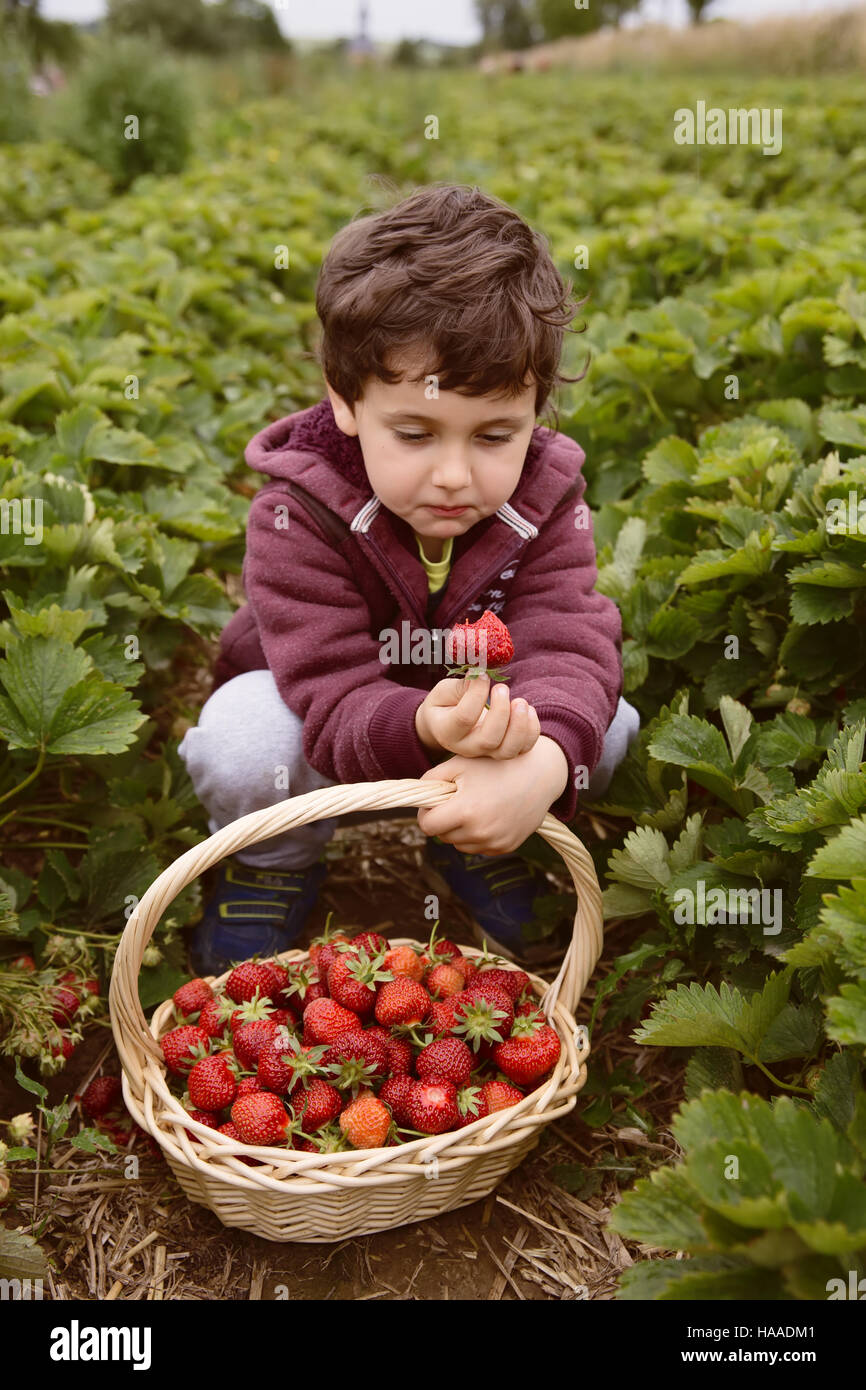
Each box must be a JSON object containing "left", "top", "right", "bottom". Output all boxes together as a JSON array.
[{"left": 314, "top": 183, "right": 588, "bottom": 430}]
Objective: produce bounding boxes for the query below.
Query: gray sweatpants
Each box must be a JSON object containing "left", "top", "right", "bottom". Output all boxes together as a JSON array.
[{"left": 177, "top": 670, "right": 640, "bottom": 869}]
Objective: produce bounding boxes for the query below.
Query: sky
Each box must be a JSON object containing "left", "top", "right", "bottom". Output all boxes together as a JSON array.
[{"left": 39, "top": 0, "right": 855, "bottom": 38}]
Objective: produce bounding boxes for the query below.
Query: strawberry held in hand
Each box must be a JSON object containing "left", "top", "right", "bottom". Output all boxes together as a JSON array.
[{"left": 445, "top": 610, "right": 514, "bottom": 679}]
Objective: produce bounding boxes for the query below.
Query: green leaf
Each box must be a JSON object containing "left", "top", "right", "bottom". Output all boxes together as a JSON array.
[
  {"left": 617, "top": 1255, "right": 780, "bottom": 1301},
  {"left": 826, "top": 982, "right": 866, "bottom": 1047},
  {"left": 684, "top": 1047, "right": 744, "bottom": 1100},
  {"left": 0, "top": 1228, "right": 49, "bottom": 1284},
  {"left": 14, "top": 1058, "right": 47, "bottom": 1104},
  {"left": 642, "top": 436, "right": 698, "bottom": 485},
  {"left": 719, "top": 695, "right": 752, "bottom": 763},
  {"left": 633, "top": 972, "right": 791, "bottom": 1057},
  {"left": 818, "top": 405, "right": 866, "bottom": 450},
  {"left": 756, "top": 1003, "right": 821, "bottom": 1063},
  {"left": 812, "top": 1052, "right": 863, "bottom": 1135},
  {"left": 70, "top": 1128, "right": 118, "bottom": 1154},
  {"left": 808, "top": 819, "right": 866, "bottom": 880},
  {"left": 605, "top": 826, "right": 672, "bottom": 890},
  {"left": 609, "top": 1164, "right": 708, "bottom": 1250}
]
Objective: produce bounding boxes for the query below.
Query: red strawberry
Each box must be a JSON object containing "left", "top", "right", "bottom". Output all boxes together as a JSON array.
[
  {"left": 516, "top": 1001, "right": 545, "bottom": 1021},
  {"left": 172, "top": 978, "right": 214, "bottom": 1017},
  {"left": 302, "top": 996, "right": 361, "bottom": 1045},
  {"left": 293, "top": 1122, "right": 348, "bottom": 1154},
  {"left": 445, "top": 610, "right": 514, "bottom": 670},
  {"left": 379, "top": 1074, "right": 416, "bottom": 1126},
  {"left": 225, "top": 961, "right": 281, "bottom": 1005},
  {"left": 480, "top": 1079, "right": 524, "bottom": 1113},
  {"left": 233, "top": 1018, "right": 281, "bottom": 1070},
  {"left": 288, "top": 1077, "right": 343, "bottom": 1133},
  {"left": 232, "top": 1092, "right": 290, "bottom": 1145},
  {"left": 322, "top": 1029, "right": 388, "bottom": 1091},
  {"left": 426, "top": 934, "right": 463, "bottom": 964},
  {"left": 188, "top": 1052, "right": 237, "bottom": 1110},
  {"left": 375, "top": 978, "right": 430, "bottom": 1027},
  {"left": 10, "top": 954, "right": 36, "bottom": 971},
  {"left": 492, "top": 1017, "right": 561, "bottom": 1087},
  {"left": 258, "top": 1030, "right": 327, "bottom": 1094},
  {"left": 281, "top": 962, "right": 325, "bottom": 1012},
  {"left": 51, "top": 986, "right": 81, "bottom": 1026},
  {"left": 80, "top": 1075, "right": 123, "bottom": 1119},
  {"left": 218, "top": 1120, "right": 243, "bottom": 1140},
  {"left": 383, "top": 1035, "right": 413, "bottom": 1076},
  {"left": 160, "top": 1025, "right": 210, "bottom": 1075},
  {"left": 348, "top": 931, "right": 389, "bottom": 957},
  {"left": 416, "top": 1037, "right": 473, "bottom": 1086},
  {"left": 49, "top": 1034, "right": 76, "bottom": 1063},
  {"left": 339, "top": 1090, "right": 392, "bottom": 1149},
  {"left": 407, "top": 1078, "right": 460, "bottom": 1135},
  {"left": 309, "top": 926, "right": 351, "bottom": 978},
  {"left": 59, "top": 969, "right": 99, "bottom": 999},
  {"left": 451, "top": 985, "right": 513, "bottom": 1055},
  {"left": 456, "top": 1084, "right": 490, "bottom": 1127},
  {"left": 383, "top": 946, "right": 425, "bottom": 981},
  {"left": 476, "top": 967, "right": 531, "bottom": 1002},
  {"left": 426, "top": 994, "right": 465, "bottom": 1036},
  {"left": 186, "top": 1108, "right": 221, "bottom": 1133},
  {"left": 236, "top": 1075, "right": 265, "bottom": 1098},
  {"left": 426, "top": 963, "right": 465, "bottom": 998},
  {"left": 327, "top": 947, "right": 392, "bottom": 1017},
  {"left": 451, "top": 955, "right": 478, "bottom": 987},
  {"left": 198, "top": 996, "right": 232, "bottom": 1039}
]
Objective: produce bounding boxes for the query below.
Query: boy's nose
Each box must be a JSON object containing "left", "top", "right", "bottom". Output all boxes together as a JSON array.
[{"left": 431, "top": 454, "right": 473, "bottom": 490}]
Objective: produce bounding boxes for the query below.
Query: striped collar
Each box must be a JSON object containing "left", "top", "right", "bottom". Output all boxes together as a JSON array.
[{"left": 350, "top": 496, "right": 538, "bottom": 539}]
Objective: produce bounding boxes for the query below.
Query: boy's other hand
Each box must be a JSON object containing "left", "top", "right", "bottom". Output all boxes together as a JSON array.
[
  {"left": 417, "top": 737, "right": 570, "bottom": 855},
  {"left": 415, "top": 674, "right": 540, "bottom": 760}
]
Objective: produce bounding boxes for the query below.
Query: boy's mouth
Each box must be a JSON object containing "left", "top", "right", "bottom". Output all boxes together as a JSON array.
[{"left": 427, "top": 505, "right": 469, "bottom": 516}]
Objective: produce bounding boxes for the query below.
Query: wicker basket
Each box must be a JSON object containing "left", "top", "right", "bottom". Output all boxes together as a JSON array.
[{"left": 109, "top": 777, "right": 604, "bottom": 1243}]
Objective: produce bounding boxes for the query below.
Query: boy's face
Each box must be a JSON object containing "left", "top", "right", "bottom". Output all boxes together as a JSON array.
[{"left": 326, "top": 371, "right": 537, "bottom": 554}]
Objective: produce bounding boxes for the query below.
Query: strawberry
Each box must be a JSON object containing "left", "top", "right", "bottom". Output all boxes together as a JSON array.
[
  {"left": 492, "top": 1017, "right": 561, "bottom": 1087},
  {"left": 456, "top": 1084, "right": 490, "bottom": 1127},
  {"left": 288, "top": 1077, "right": 343, "bottom": 1133},
  {"left": 445, "top": 609, "right": 514, "bottom": 671},
  {"left": 425, "top": 932, "right": 463, "bottom": 964},
  {"left": 281, "top": 961, "right": 325, "bottom": 1012},
  {"left": 236, "top": 1075, "right": 265, "bottom": 1098},
  {"left": 379, "top": 1075, "right": 416, "bottom": 1127},
  {"left": 60, "top": 969, "right": 99, "bottom": 999},
  {"left": 186, "top": 1108, "right": 221, "bottom": 1132},
  {"left": 476, "top": 967, "right": 531, "bottom": 1002},
  {"left": 217, "top": 1120, "right": 243, "bottom": 1140},
  {"left": 293, "top": 1121, "right": 348, "bottom": 1154},
  {"left": 451, "top": 955, "right": 478, "bottom": 987},
  {"left": 426, "top": 994, "right": 465, "bottom": 1036},
  {"left": 327, "top": 946, "right": 393, "bottom": 1016},
  {"left": 480, "top": 1079, "right": 524, "bottom": 1113},
  {"left": 258, "top": 1030, "right": 327, "bottom": 1094},
  {"left": 375, "top": 978, "right": 431, "bottom": 1027},
  {"left": 233, "top": 1018, "right": 281, "bottom": 1070},
  {"left": 225, "top": 961, "right": 281, "bottom": 1005},
  {"left": 160, "top": 1025, "right": 210, "bottom": 1075},
  {"left": 232, "top": 1092, "right": 290, "bottom": 1145},
  {"left": 407, "top": 1077, "right": 460, "bottom": 1135},
  {"left": 426, "top": 962, "right": 465, "bottom": 998},
  {"left": 451, "top": 986, "right": 513, "bottom": 1055},
  {"left": 383, "top": 946, "right": 425, "bottom": 981},
  {"left": 303, "top": 996, "right": 361, "bottom": 1045},
  {"left": 49, "top": 1034, "right": 76, "bottom": 1063},
  {"left": 339, "top": 1090, "right": 393, "bottom": 1149},
  {"left": 172, "top": 978, "right": 214, "bottom": 1018},
  {"left": 469, "top": 978, "right": 516, "bottom": 1028},
  {"left": 80, "top": 1075, "right": 123, "bottom": 1119},
  {"left": 188, "top": 1052, "right": 237, "bottom": 1110},
  {"left": 347, "top": 931, "right": 389, "bottom": 957},
  {"left": 198, "top": 995, "right": 232, "bottom": 1039},
  {"left": 10, "top": 954, "right": 36, "bottom": 971},
  {"left": 322, "top": 1029, "right": 388, "bottom": 1091},
  {"left": 383, "top": 1035, "right": 413, "bottom": 1076},
  {"left": 416, "top": 1037, "right": 473, "bottom": 1086},
  {"left": 51, "top": 986, "right": 81, "bottom": 1026},
  {"left": 308, "top": 921, "right": 351, "bottom": 978}
]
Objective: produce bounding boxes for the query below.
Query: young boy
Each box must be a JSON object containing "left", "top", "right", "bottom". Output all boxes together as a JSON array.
[{"left": 179, "top": 183, "right": 639, "bottom": 975}]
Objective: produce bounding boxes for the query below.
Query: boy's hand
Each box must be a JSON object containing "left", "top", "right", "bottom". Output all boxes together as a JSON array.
[
  {"left": 415, "top": 673, "right": 540, "bottom": 760},
  {"left": 417, "top": 736, "right": 569, "bottom": 855}
]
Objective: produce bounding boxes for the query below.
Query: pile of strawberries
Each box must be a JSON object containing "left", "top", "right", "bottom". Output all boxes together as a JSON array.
[{"left": 158, "top": 926, "right": 562, "bottom": 1153}]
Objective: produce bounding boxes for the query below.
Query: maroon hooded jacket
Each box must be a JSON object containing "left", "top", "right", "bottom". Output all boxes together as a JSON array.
[{"left": 210, "top": 397, "right": 623, "bottom": 822}]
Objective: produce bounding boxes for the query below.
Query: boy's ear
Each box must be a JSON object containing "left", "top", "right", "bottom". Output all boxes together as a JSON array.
[{"left": 325, "top": 383, "right": 359, "bottom": 437}]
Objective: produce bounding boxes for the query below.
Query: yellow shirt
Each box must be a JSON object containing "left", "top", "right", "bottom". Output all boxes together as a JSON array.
[{"left": 414, "top": 534, "right": 453, "bottom": 594}]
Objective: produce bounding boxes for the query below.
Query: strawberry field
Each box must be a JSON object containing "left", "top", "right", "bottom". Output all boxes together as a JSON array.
[{"left": 2, "top": 59, "right": 866, "bottom": 1302}]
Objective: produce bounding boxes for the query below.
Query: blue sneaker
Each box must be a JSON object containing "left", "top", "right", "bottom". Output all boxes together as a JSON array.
[
  {"left": 189, "top": 856, "right": 326, "bottom": 977},
  {"left": 423, "top": 838, "right": 562, "bottom": 966}
]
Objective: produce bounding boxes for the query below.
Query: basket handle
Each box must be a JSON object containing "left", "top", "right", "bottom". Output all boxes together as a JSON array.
[{"left": 109, "top": 778, "right": 604, "bottom": 1074}]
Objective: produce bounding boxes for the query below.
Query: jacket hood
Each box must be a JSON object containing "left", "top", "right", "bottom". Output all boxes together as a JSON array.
[{"left": 244, "top": 397, "right": 586, "bottom": 531}]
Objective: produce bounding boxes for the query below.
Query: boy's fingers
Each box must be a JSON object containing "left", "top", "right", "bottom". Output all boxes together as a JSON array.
[{"left": 451, "top": 673, "right": 491, "bottom": 732}]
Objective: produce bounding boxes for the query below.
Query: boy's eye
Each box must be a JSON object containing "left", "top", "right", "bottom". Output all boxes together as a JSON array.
[{"left": 392, "top": 431, "right": 514, "bottom": 446}]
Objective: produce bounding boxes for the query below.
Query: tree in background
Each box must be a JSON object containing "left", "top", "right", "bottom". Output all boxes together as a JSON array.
[
  {"left": 536, "top": 0, "right": 643, "bottom": 40},
  {"left": 686, "top": 0, "right": 717, "bottom": 20},
  {"left": 106, "top": 0, "right": 290, "bottom": 54},
  {"left": 2, "top": 0, "right": 82, "bottom": 65},
  {"left": 474, "top": 1, "right": 538, "bottom": 51}
]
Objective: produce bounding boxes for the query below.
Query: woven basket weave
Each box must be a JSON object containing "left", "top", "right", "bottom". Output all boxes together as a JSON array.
[{"left": 109, "top": 777, "right": 604, "bottom": 1243}]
